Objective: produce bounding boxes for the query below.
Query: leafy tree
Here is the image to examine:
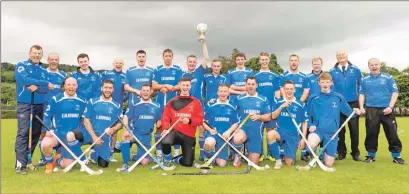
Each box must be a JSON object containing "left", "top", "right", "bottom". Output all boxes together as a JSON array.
[
  {"left": 394, "top": 74, "right": 409, "bottom": 114},
  {"left": 381, "top": 62, "right": 401, "bottom": 76}
]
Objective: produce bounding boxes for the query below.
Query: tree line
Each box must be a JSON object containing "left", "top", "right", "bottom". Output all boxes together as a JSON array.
[{"left": 1, "top": 50, "right": 409, "bottom": 118}]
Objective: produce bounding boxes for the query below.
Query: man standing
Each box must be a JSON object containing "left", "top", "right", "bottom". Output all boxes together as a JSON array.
[
  {"left": 182, "top": 37, "right": 209, "bottom": 161},
  {"left": 227, "top": 53, "right": 254, "bottom": 101},
  {"left": 359, "top": 58, "right": 405, "bottom": 164},
  {"left": 306, "top": 57, "right": 324, "bottom": 96},
  {"left": 254, "top": 52, "right": 280, "bottom": 161},
  {"left": 14, "top": 45, "right": 52, "bottom": 174},
  {"left": 202, "top": 84, "right": 239, "bottom": 167},
  {"left": 161, "top": 78, "right": 204, "bottom": 167},
  {"left": 269, "top": 81, "right": 308, "bottom": 169},
  {"left": 280, "top": 54, "right": 309, "bottom": 161},
  {"left": 152, "top": 49, "right": 183, "bottom": 157},
  {"left": 70, "top": 53, "right": 101, "bottom": 101},
  {"left": 40, "top": 77, "right": 87, "bottom": 173},
  {"left": 228, "top": 77, "right": 271, "bottom": 167},
  {"left": 203, "top": 59, "right": 227, "bottom": 103},
  {"left": 100, "top": 58, "right": 127, "bottom": 162},
  {"left": 124, "top": 50, "right": 154, "bottom": 102},
  {"left": 36, "top": 52, "right": 67, "bottom": 167},
  {"left": 329, "top": 50, "right": 362, "bottom": 161},
  {"left": 117, "top": 84, "right": 162, "bottom": 172}
]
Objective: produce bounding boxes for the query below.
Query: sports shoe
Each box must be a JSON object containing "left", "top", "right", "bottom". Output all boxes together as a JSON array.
[
  {"left": 116, "top": 164, "right": 129, "bottom": 173},
  {"left": 393, "top": 157, "right": 406, "bottom": 165},
  {"left": 85, "top": 149, "right": 96, "bottom": 165},
  {"left": 52, "top": 154, "right": 62, "bottom": 166},
  {"left": 113, "top": 142, "right": 122, "bottom": 153},
  {"left": 363, "top": 156, "right": 376, "bottom": 163},
  {"left": 273, "top": 160, "right": 282, "bottom": 170},
  {"left": 109, "top": 155, "right": 117, "bottom": 163},
  {"left": 335, "top": 154, "right": 346, "bottom": 160},
  {"left": 266, "top": 155, "right": 276, "bottom": 162},
  {"left": 300, "top": 154, "right": 309, "bottom": 162},
  {"left": 259, "top": 155, "right": 265, "bottom": 162},
  {"left": 35, "top": 159, "right": 46, "bottom": 167},
  {"left": 233, "top": 155, "right": 241, "bottom": 168},
  {"left": 156, "top": 153, "right": 163, "bottom": 161},
  {"left": 45, "top": 163, "right": 54, "bottom": 174},
  {"left": 16, "top": 166, "right": 27, "bottom": 175}
]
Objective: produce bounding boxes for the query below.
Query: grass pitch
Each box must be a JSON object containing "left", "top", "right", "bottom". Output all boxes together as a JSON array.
[{"left": 1, "top": 118, "right": 409, "bottom": 193}]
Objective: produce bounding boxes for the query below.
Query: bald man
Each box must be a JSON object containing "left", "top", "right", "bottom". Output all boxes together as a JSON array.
[
  {"left": 329, "top": 51, "right": 362, "bottom": 161},
  {"left": 41, "top": 77, "right": 87, "bottom": 173},
  {"left": 100, "top": 58, "right": 127, "bottom": 162},
  {"left": 36, "top": 53, "right": 67, "bottom": 167},
  {"left": 359, "top": 58, "right": 405, "bottom": 164}
]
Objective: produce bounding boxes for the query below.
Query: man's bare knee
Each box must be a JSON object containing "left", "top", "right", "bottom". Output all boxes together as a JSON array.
[{"left": 267, "top": 130, "right": 280, "bottom": 142}]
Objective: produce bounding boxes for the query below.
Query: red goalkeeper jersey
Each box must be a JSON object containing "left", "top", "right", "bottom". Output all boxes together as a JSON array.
[{"left": 161, "top": 95, "right": 204, "bottom": 137}]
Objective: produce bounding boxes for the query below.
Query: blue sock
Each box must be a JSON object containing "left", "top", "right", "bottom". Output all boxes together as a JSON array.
[
  {"left": 204, "top": 149, "right": 215, "bottom": 158},
  {"left": 68, "top": 140, "right": 85, "bottom": 161},
  {"left": 154, "top": 134, "right": 162, "bottom": 152},
  {"left": 121, "top": 141, "right": 130, "bottom": 165},
  {"left": 91, "top": 149, "right": 98, "bottom": 162},
  {"left": 173, "top": 144, "right": 180, "bottom": 152},
  {"left": 368, "top": 152, "right": 376, "bottom": 158},
  {"left": 173, "top": 154, "right": 182, "bottom": 164},
  {"left": 164, "top": 153, "right": 173, "bottom": 162},
  {"left": 301, "top": 149, "right": 307, "bottom": 157},
  {"left": 45, "top": 155, "right": 53, "bottom": 163},
  {"left": 199, "top": 137, "right": 205, "bottom": 158},
  {"left": 391, "top": 152, "right": 400, "bottom": 158},
  {"left": 232, "top": 142, "right": 243, "bottom": 155},
  {"left": 280, "top": 149, "right": 284, "bottom": 156},
  {"left": 38, "top": 140, "right": 46, "bottom": 161},
  {"left": 268, "top": 141, "right": 280, "bottom": 160}
]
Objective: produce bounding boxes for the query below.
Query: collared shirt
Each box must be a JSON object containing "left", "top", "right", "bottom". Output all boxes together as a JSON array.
[
  {"left": 182, "top": 65, "right": 206, "bottom": 102},
  {"left": 306, "top": 71, "right": 323, "bottom": 96},
  {"left": 101, "top": 69, "right": 127, "bottom": 105},
  {"left": 359, "top": 72, "right": 398, "bottom": 108},
  {"left": 280, "top": 70, "right": 309, "bottom": 100},
  {"left": 203, "top": 73, "right": 227, "bottom": 102}
]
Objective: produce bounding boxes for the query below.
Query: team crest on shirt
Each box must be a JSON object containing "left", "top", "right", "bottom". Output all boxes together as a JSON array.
[
  {"left": 209, "top": 80, "right": 213, "bottom": 83},
  {"left": 226, "top": 109, "right": 232, "bottom": 115},
  {"left": 41, "top": 72, "right": 46, "bottom": 79},
  {"left": 299, "top": 78, "right": 303, "bottom": 82},
  {"left": 349, "top": 69, "right": 355, "bottom": 73},
  {"left": 332, "top": 102, "right": 338, "bottom": 108},
  {"left": 172, "top": 70, "right": 176, "bottom": 75},
  {"left": 146, "top": 72, "right": 151, "bottom": 76},
  {"left": 293, "top": 106, "right": 298, "bottom": 112},
  {"left": 150, "top": 108, "right": 156, "bottom": 114},
  {"left": 90, "top": 76, "right": 96, "bottom": 81},
  {"left": 311, "top": 80, "right": 315, "bottom": 83},
  {"left": 108, "top": 108, "right": 113, "bottom": 114},
  {"left": 380, "top": 79, "right": 386, "bottom": 85},
  {"left": 269, "top": 75, "right": 273, "bottom": 80},
  {"left": 256, "top": 101, "right": 260, "bottom": 107},
  {"left": 76, "top": 105, "right": 80, "bottom": 110}
]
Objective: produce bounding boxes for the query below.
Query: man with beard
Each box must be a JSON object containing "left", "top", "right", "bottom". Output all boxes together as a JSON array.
[
  {"left": 329, "top": 50, "right": 362, "bottom": 161},
  {"left": 182, "top": 37, "right": 209, "bottom": 161},
  {"left": 100, "top": 58, "right": 127, "bottom": 162},
  {"left": 359, "top": 58, "right": 405, "bottom": 164},
  {"left": 74, "top": 79, "right": 123, "bottom": 168},
  {"left": 279, "top": 54, "right": 310, "bottom": 161},
  {"left": 36, "top": 52, "right": 67, "bottom": 167},
  {"left": 161, "top": 78, "right": 204, "bottom": 167},
  {"left": 117, "top": 84, "right": 162, "bottom": 172},
  {"left": 70, "top": 53, "right": 101, "bottom": 101}
]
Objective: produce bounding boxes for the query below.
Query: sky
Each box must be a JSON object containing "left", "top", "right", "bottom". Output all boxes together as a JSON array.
[{"left": 2, "top": 1, "right": 409, "bottom": 73}]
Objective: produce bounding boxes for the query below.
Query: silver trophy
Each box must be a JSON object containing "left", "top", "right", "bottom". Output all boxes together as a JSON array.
[{"left": 195, "top": 23, "right": 209, "bottom": 42}]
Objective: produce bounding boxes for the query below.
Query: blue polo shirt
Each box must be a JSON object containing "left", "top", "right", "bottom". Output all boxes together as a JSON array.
[
  {"left": 306, "top": 71, "right": 323, "bottom": 96},
  {"left": 359, "top": 72, "right": 398, "bottom": 108}
]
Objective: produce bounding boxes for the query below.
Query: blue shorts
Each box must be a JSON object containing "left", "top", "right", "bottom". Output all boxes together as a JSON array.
[
  {"left": 131, "top": 133, "right": 152, "bottom": 160},
  {"left": 312, "top": 130, "right": 338, "bottom": 157},
  {"left": 204, "top": 132, "right": 228, "bottom": 161},
  {"left": 242, "top": 126, "right": 263, "bottom": 154},
  {"left": 278, "top": 131, "right": 300, "bottom": 161},
  {"left": 264, "top": 120, "right": 277, "bottom": 129}
]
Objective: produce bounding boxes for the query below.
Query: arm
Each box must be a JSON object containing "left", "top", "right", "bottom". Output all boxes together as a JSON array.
[
  {"left": 14, "top": 63, "right": 49, "bottom": 86},
  {"left": 190, "top": 100, "right": 204, "bottom": 127},
  {"left": 201, "top": 40, "right": 209, "bottom": 69},
  {"left": 152, "top": 81, "right": 166, "bottom": 91},
  {"left": 258, "top": 113, "right": 271, "bottom": 122},
  {"left": 83, "top": 118, "right": 98, "bottom": 140},
  {"left": 389, "top": 93, "right": 399, "bottom": 108},
  {"left": 229, "top": 86, "right": 246, "bottom": 95},
  {"left": 275, "top": 90, "right": 281, "bottom": 99},
  {"left": 124, "top": 84, "right": 140, "bottom": 96},
  {"left": 300, "top": 88, "right": 310, "bottom": 102},
  {"left": 359, "top": 94, "right": 365, "bottom": 110}
]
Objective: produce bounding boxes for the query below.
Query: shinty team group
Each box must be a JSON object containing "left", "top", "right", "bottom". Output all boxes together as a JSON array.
[{"left": 13, "top": 41, "right": 405, "bottom": 175}]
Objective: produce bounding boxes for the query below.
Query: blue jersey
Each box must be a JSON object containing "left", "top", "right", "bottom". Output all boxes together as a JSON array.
[
  {"left": 280, "top": 71, "right": 309, "bottom": 100},
  {"left": 100, "top": 69, "right": 127, "bottom": 105},
  {"left": 125, "top": 65, "right": 154, "bottom": 101},
  {"left": 70, "top": 67, "right": 101, "bottom": 101},
  {"left": 305, "top": 71, "right": 323, "bottom": 97},
  {"left": 182, "top": 65, "right": 206, "bottom": 101},
  {"left": 254, "top": 70, "right": 280, "bottom": 105},
  {"left": 44, "top": 69, "right": 67, "bottom": 104},
  {"left": 273, "top": 97, "right": 308, "bottom": 135},
  {"left": 226, "top": 67, "right": 253, "bottom": 99},
  {"left": 43, "top": 93, "right": 87, "bottom": 135},
  {"left": 359, "top": 72, "right": 398, "bottom": 108},
  {"left": 205, "top": 99, "right": 239, "bottom": 133},
  {"left": 235, "top": 93, "right": 270, "bottom": 132},
  {"left": 153, "top": 64, "right": 183, "bottom": 106},
  {"left": 307, "top": 92, "right": 354, "bottom": 134},
  {"left": 14, "top": 59, "right": 49, "bottom": 104},
  {"left": 329, "top": 62, "right": 362, "bottom": 102},
  {"left": 203, "top": 73, "right": 227, "bottom": 102},
  {"left": 82, "top": 97, "right": 122, "bottom": 135},
  {"left": 125, "top": 99, "right": 162, "bottom": 135}
]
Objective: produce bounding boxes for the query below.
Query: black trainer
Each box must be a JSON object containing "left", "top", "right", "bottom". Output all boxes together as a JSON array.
[
  {"left": 300, "top": 154, "right": 309, "bottom": 162},
  {"left": 335, "top": 154, "right": 346, "bottom": 160},
  {"left": 16, "top": 166, "right": 27, "bottom": 175},
  {"left": 351, "top": 153, "right": 361, "bottom": 161},
  {"left": 393, "top": 157, "right": 406, "bottom": 165},
  {"left": 363, "top": 156, "right": 376, "bottom": 163}
]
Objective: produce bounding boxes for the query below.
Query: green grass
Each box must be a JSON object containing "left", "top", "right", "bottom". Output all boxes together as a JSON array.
[{"left": 2, "top": 118, "right": 409, "bottom": 193}]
